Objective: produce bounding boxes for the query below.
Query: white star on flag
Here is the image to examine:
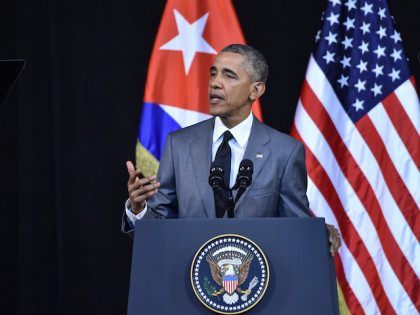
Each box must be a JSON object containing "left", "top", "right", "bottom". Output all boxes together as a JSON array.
[
  {"left": 337, "top": 75, "right": 349, "bottom": 88},
  {"left": 344, "top": 0, "right": 356, "bottom": 11},
  {"left": 325, "top": 31, "right": 338, "bottom": 45},
  {"left": 352, "top": 98, "right": 364, "bottom": 111},
  {"left": 376, "top": 26, "right": 387, "bottom": 39},
  {"left": 358, "top": 41, "right": 369, "bottom": 54},
  {"left": 371, "top": 83, "right": 383, "bottom": 96},
  {"left": 372, "top": 64, "right": 384, "bottom": 77},
  {"left": 373, "top": 45, "right": 386, "bottom": 58},
  {"left": 160, "top": 9, "right": 217, "bottom": 74},
  {"left": 315, "top": 30, "right": 321, "bottom": 42},
  {"left": 342, "top": 36, "right": 353, "bottom": 49},
  {"left": 360, "top": 22, "right": 371, "bottom": 34},
  {"left": 340, "top": 55, "right": 351, "bottom": 68},
  {"left": 354, "top": 79, "right": 366, "bottom": 92},
  {"left": 329, "top": 0, "right": 341, "bottom": 6},
  {"left": 390, "top": 30, "right": 401, "bottom": 43},
  {"left": 356, "top": 59, "right": 368, "bottom": 73},
  {"left": 390, "top": 48, "right": 402, "bottom": 62},
  {"left": 361, "top": 2, "right": 373, "bottom": 16},
  {"left": 343, "top": 17, "right": 355, "bottom": 30},
  {"left": 326, "top": 12, "right": 339, "bottom": 25},
  {"left": 378, "top": 8, "right": 386, "bottom": 19},
  {"left": 322, "top": 50, "right": 335, "bottom": 64},
  {"left": 388, "top": 68, "right": 401, "bottom": 82}
]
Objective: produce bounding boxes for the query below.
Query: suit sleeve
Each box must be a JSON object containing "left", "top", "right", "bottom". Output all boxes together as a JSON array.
[
  {"left": 143, "top": 132, "right": 179, "bottom": 219},
  {"left": 277, "top": 142, "right": 311, "bottom": 217}
]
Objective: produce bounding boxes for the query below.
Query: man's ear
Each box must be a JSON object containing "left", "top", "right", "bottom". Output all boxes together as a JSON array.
[{"left": 249, "top": 82, "right": 266, "bottom": 101}]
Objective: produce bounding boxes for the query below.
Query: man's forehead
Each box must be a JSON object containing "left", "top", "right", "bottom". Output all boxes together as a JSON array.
[{"left": 211, "top": 52, "right": 245, "bottom": 70}]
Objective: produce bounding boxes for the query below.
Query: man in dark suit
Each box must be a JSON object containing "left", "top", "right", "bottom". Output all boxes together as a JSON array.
[{"left": 123, "top": 44, "right": 341, "bottom": 255}]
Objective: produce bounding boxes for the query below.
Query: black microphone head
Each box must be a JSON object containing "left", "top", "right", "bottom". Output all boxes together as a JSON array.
[
  {"left": 239, "top": 159, "right": 253, "bottom": 175},
  {"left": 209, "top": 161, "right": 225, "bottom": 189},
  {"left": 236, "top": 159, "right": 253, "bottom": 188}
]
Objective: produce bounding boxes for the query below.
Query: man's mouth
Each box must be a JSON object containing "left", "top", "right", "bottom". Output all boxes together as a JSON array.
[{"left": 209, "top": 93, "right": 225, "bottom": 105}]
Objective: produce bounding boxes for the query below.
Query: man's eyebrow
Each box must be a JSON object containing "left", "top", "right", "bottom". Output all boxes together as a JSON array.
[
  {"left": 223, "top": 68, "right": 238, "bottom": 77},
  {"left": 209, "top": 66, "right": 238, "bottom": 77}
]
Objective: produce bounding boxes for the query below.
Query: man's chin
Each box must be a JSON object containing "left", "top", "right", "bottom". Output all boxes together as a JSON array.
[{"left": 209, "top": 107, "right": 224, "bottom": 117}]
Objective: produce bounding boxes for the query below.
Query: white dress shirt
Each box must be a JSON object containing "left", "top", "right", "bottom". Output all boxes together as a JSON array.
[{"left": 125, "top": 112, "right": 254, "bottom": 224}]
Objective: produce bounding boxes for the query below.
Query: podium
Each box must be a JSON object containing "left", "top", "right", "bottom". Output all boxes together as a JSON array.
[{"left": 128, "top": 218, "right": 339, "bottom": 314}]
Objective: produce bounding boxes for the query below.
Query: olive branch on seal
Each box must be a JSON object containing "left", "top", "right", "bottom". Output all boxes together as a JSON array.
[{"left": 202, "top": 276, "right": 218, "bottom": 299}]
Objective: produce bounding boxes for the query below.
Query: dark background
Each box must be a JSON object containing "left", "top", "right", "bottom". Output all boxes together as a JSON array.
[{"left": 0, "top": 1, "right": 418, "bottom": 314}]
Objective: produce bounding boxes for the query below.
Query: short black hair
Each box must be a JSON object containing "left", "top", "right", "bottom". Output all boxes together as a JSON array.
[{"left": 220, "top": 44, "right": 268, "bottom": 83}]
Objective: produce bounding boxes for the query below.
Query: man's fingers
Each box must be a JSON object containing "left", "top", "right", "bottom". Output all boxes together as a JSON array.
[
  {"left": 133, "top": 189, "right": 159, "bottom": 203},
  {"left": 326, "top": 223, "right": 341, "bottom": 256},
  {"left": 127, "top": 162, "right": 141, "bottom": 181},
  {"left": 128, "top": 176, "right": 158, "bottom": 192},
  {"left": 329, "top": 234, "right": 342, "bottom": 256},
  {"left": 129, "top": 182, "right": 160, "bottom": 198},
  {"left": 126, "top": 161, "right": 135, "bottom": 173}
]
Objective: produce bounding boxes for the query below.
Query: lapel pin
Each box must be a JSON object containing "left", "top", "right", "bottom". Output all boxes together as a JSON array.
[{"left": 256, "top": 153, "right": 263, "bottom": 158}]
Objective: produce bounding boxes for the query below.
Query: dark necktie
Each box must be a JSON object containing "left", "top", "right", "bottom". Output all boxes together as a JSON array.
[{"left": 214, "top": 131, "right": 233, "bottom": 218}]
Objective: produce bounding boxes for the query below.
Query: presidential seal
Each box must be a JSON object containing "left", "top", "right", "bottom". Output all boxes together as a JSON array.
[{"left": 191, "top": 234, "right": 269, "bottom": 314}]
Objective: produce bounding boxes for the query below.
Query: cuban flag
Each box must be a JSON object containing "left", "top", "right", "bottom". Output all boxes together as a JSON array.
[{"left": 136, "top": 0, "right": 263, "bottom": 176}]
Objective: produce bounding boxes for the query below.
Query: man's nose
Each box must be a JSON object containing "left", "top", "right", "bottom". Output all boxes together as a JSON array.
[{"left": 210, "top": 76, "right": 222, "bottom": 89}]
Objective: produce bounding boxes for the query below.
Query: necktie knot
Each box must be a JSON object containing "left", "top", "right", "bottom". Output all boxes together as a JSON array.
[{"left": 222, "top": 130, "right": 233, "bottom": 143}]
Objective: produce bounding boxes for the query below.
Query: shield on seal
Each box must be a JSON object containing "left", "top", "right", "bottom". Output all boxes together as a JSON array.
[{"left": 222, "top": 275, "right": 238, "bottom": 295}]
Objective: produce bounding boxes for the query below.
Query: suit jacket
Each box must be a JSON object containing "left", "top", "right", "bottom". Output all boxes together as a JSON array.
[{"left": 122, "top": 116, "right": 310, "bottom": 234}]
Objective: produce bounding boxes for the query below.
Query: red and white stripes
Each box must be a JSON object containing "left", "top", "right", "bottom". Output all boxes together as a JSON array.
[{"left": 291, "top": 55, "right": 419, "bottom": 314}]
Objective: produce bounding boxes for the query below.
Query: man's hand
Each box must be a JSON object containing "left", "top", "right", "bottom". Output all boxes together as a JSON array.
[
  {"left": 126, "top": 161, "right": 160, "bottom": 215},
  {"left": 326, "top": 224, "right": 341, "bottom": 256}
]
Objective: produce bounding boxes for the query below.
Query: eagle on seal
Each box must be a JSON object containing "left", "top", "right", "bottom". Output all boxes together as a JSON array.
[{"left": 206, "top": 253, "right": 253, "bottom": 305}]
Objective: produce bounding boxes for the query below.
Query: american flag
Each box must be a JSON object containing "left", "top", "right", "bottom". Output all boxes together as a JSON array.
[{"left": 291, "top": 0, "right": 419, "bottom": 314}]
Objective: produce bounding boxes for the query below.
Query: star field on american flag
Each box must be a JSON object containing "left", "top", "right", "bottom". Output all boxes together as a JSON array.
[{"left": 314, "top": 0, "right": 409, "bottom": 122}]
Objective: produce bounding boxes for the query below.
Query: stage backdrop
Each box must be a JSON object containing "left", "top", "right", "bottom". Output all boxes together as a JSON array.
[{"left": 0, "top": 0, "right": 418, "bottom": 314}]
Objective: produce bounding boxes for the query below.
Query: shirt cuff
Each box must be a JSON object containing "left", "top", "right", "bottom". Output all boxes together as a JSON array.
[{"left": 125, "top": 199, "right": 147, "bottom": 224}]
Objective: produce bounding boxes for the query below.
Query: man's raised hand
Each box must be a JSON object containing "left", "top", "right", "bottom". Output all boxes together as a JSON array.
[{"left": 126, "top": 161, "right": 160, "bottom": 215}]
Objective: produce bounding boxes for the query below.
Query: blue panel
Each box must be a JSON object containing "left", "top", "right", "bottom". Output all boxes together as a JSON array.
[{"left": 138, "top": 102, "right": 181, "bottom": 160}]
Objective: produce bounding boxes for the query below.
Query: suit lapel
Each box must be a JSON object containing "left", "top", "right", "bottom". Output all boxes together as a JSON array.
[
  {"left": 234, "top": 117, "right": 271, "bottom": 212},
  {"left": 190, "top": 118, "right": 216, "bottom": 218}
]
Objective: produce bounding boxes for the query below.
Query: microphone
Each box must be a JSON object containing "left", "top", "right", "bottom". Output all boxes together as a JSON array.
[
  {"left": 209, "top": 161, "right": 226, "bottom": 192},
  {"left": 233, "top": 159, "right": 253, "bottom": 202},
  {"left": 209, "top": 161, "right": 234, "bottom": 218},
  {"left": 232, "top": 159, "right": 253, "bottom": 190}
]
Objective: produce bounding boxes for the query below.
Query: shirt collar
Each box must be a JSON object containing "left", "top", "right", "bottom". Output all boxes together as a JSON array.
[{"left": 213, "top": 112, "right": 254, "bottom": 148}]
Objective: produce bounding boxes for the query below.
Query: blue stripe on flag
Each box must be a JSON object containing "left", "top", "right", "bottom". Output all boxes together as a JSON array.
[{"left": 138, "top": 102, "right": 181, "bottom": 160}]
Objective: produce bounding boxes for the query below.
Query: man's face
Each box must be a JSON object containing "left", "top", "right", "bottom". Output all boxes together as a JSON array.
[{"left": 208, "top": 52, "right": 254, "bottom": 122}]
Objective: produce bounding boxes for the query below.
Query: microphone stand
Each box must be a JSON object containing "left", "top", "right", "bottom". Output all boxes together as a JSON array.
[
  {"left": 226, "top": 190, "right": 235, "bottom": 218},
  {"left": 209, "top": 160, "right": 253, "bottom": 219}
]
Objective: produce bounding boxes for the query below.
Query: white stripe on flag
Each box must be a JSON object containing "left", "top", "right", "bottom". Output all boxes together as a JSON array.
[
  {"left": 307, "top": 178, "right": 380, "bottom": 315},
  {"left": 160, "top": 104, "right": 211, "bottom": 128},
  {"left": 368, "top": 103, "right": 420, "bottom": 206},
  {"left": 394, "top": 80, "right": 420, "bottom": 134},
  {"left": 294, "top": 102, "right": 416, "bottom": 312},
  {"left": 304, "top": 55, "right": 419, "bottom": 272}
]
